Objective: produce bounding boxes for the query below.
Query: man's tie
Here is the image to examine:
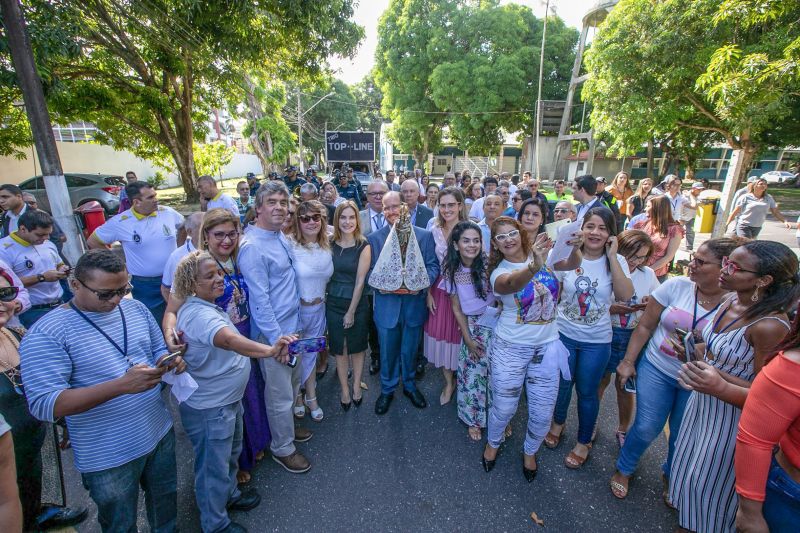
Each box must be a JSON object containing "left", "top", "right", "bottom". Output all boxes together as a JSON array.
[{"left": 373, "top": 213, "right": 385, "bottom": 229}]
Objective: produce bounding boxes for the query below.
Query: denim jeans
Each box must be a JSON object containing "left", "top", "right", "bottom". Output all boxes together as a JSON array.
[
  {"left": 179, "top": 401, "right": 243, "bottom": 533},
  {"left": 607, "top": 327, "right": 633, "bottom": 374},
  {"left": 763, "top": 455, "right": 800, "bottom": 532},
  {"left": 615, "top": 355, "right": 691, "bottom": 477},
  {"left": 81, "top": 429, "right": 177, "bottom": 533},
  {"left": 736, "top": 225, "right": 762, "bottom": 239},
  {"left": 553, "top": 333, "right": 611, "bottom": 444},
  {"left": 19, "top": 306, "right": 54, "bottom": 328}
]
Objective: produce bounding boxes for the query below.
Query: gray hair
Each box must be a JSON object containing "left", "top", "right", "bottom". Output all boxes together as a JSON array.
[
  {"left": 184, "top": 211, "right": 205, "bottom": 233},
  {"left": 367, "top": 180, "right": 389, "bottom": 193},
  {"left": 299, "top": 183, "right": 318, "bottom": 196},
  {"left": 255, "top": 180, "right": 289, "bottom": 207},
  {"left": 499, "top": 180, "right": 510, "bottom": 188},
  {"left": 443, "top": 172, "right": 455, "bottom": 181},
  {"left": 555, "top": 200, "right": 576, "bottom": 213},
  {"left": 197, "top": 175, "right": 216, "bottom": 186},
  {"left": 22, "top": 192, "right": 36, "bottom": 202}
]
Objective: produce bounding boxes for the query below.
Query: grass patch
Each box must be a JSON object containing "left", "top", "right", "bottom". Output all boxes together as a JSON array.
[
  {"left": 770, "top": 186, "right": 800, "bottom": 212},
  {"left": 155, "top": 181, "right": 241, "bottom": 213}
]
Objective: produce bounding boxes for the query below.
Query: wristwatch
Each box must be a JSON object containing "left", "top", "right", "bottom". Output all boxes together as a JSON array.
[{"left": 37, "top": 274, "right": 45, "bottom": 283}]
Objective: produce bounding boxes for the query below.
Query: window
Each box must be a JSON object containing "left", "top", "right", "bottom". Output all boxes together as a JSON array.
[
  {"left": 65, "top": 175, "right": 96, "bottom": 187},
  {"left": 436, "top": 158, "right": 447, "bottom": 166},
  {"left": 18, "top": 178, "right": 41, "bottom": 190}
]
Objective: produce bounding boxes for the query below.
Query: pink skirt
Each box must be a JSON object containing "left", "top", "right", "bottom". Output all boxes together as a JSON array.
[{"left": 423, "top": 278, "right": 462, "bottom": 371}]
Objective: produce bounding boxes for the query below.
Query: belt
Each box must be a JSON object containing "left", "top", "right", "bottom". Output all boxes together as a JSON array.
[
  {"left": 300, "top": 297, "right": 324, "bottom": 306},
  {"left": 29, "top": 301, "right": 62, "bottom": 310},
  {"left": 131, "top": 275, "right": 163, "bottom": 282}
]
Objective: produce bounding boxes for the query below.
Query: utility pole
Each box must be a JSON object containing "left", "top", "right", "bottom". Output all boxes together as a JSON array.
[
  {"left": 534, "top": 0, "right": 550, "bottom": 182},
  {"left": 296, "top": 88, "right": 304, "bottom": 173},
  {"left": 1, "top": 0, "right": 82, "bottom": 264}
]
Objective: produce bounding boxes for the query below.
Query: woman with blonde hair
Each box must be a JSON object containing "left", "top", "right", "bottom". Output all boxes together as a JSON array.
[
  {"left": 632, "top": 195, "right": 684, "bottom": 282},
  {"left": 627, "top": 178, "right": 655, "bottom": 219},
  {"left": 162, "top": 208, "right": 269, "bottom": 483},
  {"left": 289, "top": 200, "right": 333, "bottom": 422},
  {"left": 609, "top": 172, "right": 634, "bottom": 231},
  {"left": 326, "top": 201, "right": 372, "bottom": 410},
  {"left": 423, "top": 187, "right": 468, "bottom": 405}
]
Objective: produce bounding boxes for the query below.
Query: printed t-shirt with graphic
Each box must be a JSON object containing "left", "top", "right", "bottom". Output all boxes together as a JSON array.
[
  {"left": 490, "top": 259, "right": 560, "bottom": 345},
  {"left": 611, "top": 265, "right": 660, "bottom": 329},
  {"left": 554, "top": 253, "right": 632, "bottom": 343},
  {"left": 644, "top": 276, "right": 722, "bottom": 378},
  {"left": 0, "top": 232, "right": 63, "bottom": 304},
  {"left": 92, "top": 206, "right": 184, "bottom": 277}
]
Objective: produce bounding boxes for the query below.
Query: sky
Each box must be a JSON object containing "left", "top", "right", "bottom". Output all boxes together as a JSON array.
[{"left": 329, "top": 0, "right": 600, "bottom": 83}]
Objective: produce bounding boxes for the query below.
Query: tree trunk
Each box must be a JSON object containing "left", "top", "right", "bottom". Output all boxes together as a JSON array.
[{"left": 646, "top": 138, "right": 654, "bottom": 179}]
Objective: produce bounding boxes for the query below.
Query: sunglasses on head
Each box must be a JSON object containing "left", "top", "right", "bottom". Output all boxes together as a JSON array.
[
  {"left": 0, "top": 286, "right": 20, "bottom": 302},
  {"left": 78, "top": 278, "right": 133, "bottom": 301},
  {"left": 299, "top": 214, "right": 322, "bottom": 223}
]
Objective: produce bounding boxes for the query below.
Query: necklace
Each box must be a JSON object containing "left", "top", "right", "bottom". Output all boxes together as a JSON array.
[{"left": 0, "top": 328, "right": 22, "bottom": 393}]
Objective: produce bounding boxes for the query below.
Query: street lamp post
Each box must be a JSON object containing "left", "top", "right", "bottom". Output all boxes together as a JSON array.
[{"left": 297, "top": 90, "right": 335, "bottom": 173}]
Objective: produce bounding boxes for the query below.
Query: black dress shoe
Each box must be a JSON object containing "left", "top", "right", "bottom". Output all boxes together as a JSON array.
[
  {"left": 352, "top": 395, "right": 363, "bottom": 407},
  {"left": 415, "top": 361, "right": 426, "bottom": 379},
  {"left": 228, "top": 488, "right": 261, "bottom": 511},
  {"left": 315, "top": 366, "right": 328, "bottom": 381},
  {"left": 374, "top": 393, "right": 393, "bottom": 415},
  {"left": 369, "top": 358, "right": 380, "bottom": 375},
  {"left": 37, "top": 505, "right": 88, "bottom": 530},
  {"left": 481, "top": 452, "right": 496, "bottom": 473},
  {"left": 403, "top": 388, "right": 427, "bottom": 409}
]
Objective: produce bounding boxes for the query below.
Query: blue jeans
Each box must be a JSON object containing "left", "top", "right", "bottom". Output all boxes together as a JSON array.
[
  {"left": 179, "top": 401, "right": 243, "bottom": 533},
  {"left": 616, "top": 355, "right": 691, "bottom": 477},
  {"left": 763, "top": 455, "right": 800, "bottom": 532},
  {"left": 553, "top": 333, "right": 611, "bottom": 444},
  {"left": 131, "top": 275, "right": 166, "bottom": 325},
  {"left": 81, "top": 429, "right": 177, "bottom": 533},
  {"left": 378, "top": 323, "right": 422, "bottom": 395},
  {"left": 607, "top": 327, "right": 633, "bottom": 374}
]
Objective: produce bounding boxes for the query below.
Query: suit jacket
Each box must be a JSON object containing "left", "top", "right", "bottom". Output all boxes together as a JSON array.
[
  {"left": 412, "top": 204, "right": 434, "bottom": 229},
  {"left": 0, "top": 204, "right": 27, "bottom": 239},
  {"left": 367, "top": 225, "right": 439, "bottom": 329}
]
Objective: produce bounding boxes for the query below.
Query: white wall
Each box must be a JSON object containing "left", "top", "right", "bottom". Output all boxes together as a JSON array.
[{"left": 0, "top": 142, "right": 262, "bottom": 187}]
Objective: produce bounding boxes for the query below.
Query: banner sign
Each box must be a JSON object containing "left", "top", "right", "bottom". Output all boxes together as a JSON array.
[{"left": 325, "top": 131, "right": 375, "bottom": 162}]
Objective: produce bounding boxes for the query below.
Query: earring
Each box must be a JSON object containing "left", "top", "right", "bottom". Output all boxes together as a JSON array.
[{"left": 751, "top": 285, "right": 760, "bottom": 303}]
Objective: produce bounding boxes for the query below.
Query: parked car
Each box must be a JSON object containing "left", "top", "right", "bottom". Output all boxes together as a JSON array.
[
  {"left": 17, "top": 173, "right": 124, "bottom": 216},
  {"left": 760, "top": 170, "right": 797, "bottom": 184}
]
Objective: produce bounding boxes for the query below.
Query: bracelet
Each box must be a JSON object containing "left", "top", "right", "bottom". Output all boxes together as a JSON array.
[{"left": 619, "top": 359, "right": 635, "bottom": 367}]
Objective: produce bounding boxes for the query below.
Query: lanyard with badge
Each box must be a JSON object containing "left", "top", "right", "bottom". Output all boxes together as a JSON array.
[
  {"left": 69, "top": 302, "right": 134, "bottom": 369},
  {"left": 214, "top": 256, "right": 249, "bottom": 319}
]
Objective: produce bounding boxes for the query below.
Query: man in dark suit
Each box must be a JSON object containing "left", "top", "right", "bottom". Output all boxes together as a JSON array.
[
  {"left": 359, "top": 180, "right": 389, "bottom": 375},
  {"left": 401, "top": 180, "right": 434, "bottom": 229},
  {"left": 367, "top": 192, "right": 439, "bottom": 415},
  {"left": 0, "top": 184, "right": 28, "bottom": 238}
]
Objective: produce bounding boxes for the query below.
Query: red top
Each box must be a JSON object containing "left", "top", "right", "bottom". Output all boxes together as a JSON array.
[
  {"left": 735, "top": 352, "right": 800, "bottom": 501},
  {"left": 631, "top": 220, "right": 683, "bottom": 277}
]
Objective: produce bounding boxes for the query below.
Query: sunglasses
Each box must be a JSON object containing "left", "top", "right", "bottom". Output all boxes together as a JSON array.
[
  {"left": 299, "top": 214, "right": 322, "bottom": 223},
  {"left": 0, "top": 286, "right": 20, "bottom": 302},
  {"left": 78, "top": 278, "right": 133, "bottom": 301},
  {"left": 494, "top": 229, "right": 520, "bottom": 243}
]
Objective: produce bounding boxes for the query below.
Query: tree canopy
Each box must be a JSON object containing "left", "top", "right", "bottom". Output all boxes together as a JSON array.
[
  {"left": 1, "top": 0, "right": 362, "bottom": 198},
  {"left": 351, "top": 71, "right": 385, "bottom": 134},
  {"left": 375, "top": 0, "right": 578, "bottom": 163}
]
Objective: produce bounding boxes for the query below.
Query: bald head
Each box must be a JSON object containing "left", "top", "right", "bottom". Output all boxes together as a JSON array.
[
  {"left": 185, "top": 212, "right": 205, "bottom": 243},
  {"left": 400, "top": 179, "right": 420, "bottom": 208},
  {"left": 382, "top": 191, "right": 403, "bottom": 226}
]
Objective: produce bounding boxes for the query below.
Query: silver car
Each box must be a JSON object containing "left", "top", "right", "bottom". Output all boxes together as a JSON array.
[{"left": 17, "top": 173, "right": 124, "bottom": 216}]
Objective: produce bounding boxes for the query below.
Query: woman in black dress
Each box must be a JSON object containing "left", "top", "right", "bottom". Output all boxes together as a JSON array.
[{"left": 326, "top": 201, "right": 372, "bottom": 410}]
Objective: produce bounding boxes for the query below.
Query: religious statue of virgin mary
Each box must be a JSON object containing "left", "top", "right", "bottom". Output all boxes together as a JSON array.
[{"left": 368, "top": 204, "right": 430, "bottom": 293}]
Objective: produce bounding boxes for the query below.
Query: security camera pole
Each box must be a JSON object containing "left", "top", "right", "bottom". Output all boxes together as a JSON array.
[{"left": 1, "top": 0, "right": 83, "bottom": 264}]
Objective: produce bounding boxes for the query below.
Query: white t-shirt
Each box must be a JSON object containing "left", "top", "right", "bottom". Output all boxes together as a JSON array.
[
  {"left": 644, "top": 276, "right": 722, "bottom": 378},
  {"left": 665, "top": 192, "right": 684, "bottom": 220},
  {"left": 0, "top": 233, "right": 63, "bottom": 305},
  {"left": 555, "top": 253, "right": 632, "bottom": 343},
  {"left": 207, "top": 192, "right": 240, "bottom": 219},
  {"left": 489, "top": 259, "right": 560, "bottom": 345},
  {"left": 161, "top": 239, "right": 195, "bottom": 288},
  {"left": 469, "top": 197, "right": 485, "bottom": 220},
  {"left": 611, "top": 265, "right": 660, "bottom": 329},
  {"left": 93, "top": 207, "right": 185, "bottom": 277}
]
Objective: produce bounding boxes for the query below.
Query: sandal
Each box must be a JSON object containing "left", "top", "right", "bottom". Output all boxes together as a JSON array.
[
  {"left": 615, "top": 430, "right": 627, "bottom": 448},
  {"left": 304, "top": 396, "right": 324, "bottom": 422},
  {"left": 662, "top": 474, "right": 676, "bottom": 509},
  {"left": 564, "top": 444, "right": 591, "bottom": 469},
  {"left": 293, "top": 393, "right": 305, "bottom": 419},
  {"left": 468, "top": 427, "right": 482, "bottom": 441},
  {"left": 504, "top": 424, "right": 513, "bottom": 438},
  {"left": 237, "top": 470, "right": 252, "bottom": 484},
  {"left": 544, "top": 425, "right": 564, "bottom": 449},
  {"left": 610, "top": 478, "right": 628, "bottom": 499}
]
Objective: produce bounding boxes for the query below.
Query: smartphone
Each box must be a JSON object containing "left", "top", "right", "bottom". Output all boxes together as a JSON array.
[
  {"left": 286, "top": 355, "right": 298, "bottom": 368},
  {"left": 171, "top": 328, "right": 182, "bottom": 346},
  {"left": 157, "top": 351, "right": 181, "bottom": 367},
  {"left": 288, "top": 336, "right": 327, "bottom": 356},
  {"left": 623, "top": 376, "right": 637, "bottom": 394}
]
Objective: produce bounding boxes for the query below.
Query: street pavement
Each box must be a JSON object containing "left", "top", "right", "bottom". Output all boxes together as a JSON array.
[{"left": 60, "top": 360, "right": 676, "bottom": 532}]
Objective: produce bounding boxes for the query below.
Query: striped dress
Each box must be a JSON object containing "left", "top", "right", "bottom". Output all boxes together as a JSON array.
[{"left": 668, "top": 314, "right": 790, "bottom": 533}]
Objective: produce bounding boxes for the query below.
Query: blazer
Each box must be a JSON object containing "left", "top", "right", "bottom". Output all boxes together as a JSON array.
[
  {"left": 412, "top": 204, "right": 434, "bottom": 229},
  {"left": 367, "top": 225, "right": 439, "bottom": 329}
]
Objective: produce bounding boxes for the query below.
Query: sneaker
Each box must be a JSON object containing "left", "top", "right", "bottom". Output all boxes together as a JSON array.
[
  {"left": 272, "top": 451, "right": 311, "bottom": 473},
  {"left": 294, "top": 427, "right": 313, "bottom": 443}
]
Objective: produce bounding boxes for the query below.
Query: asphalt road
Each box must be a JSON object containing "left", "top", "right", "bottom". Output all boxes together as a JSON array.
[{"left": 59, "top": 358, "right": 677, "bottom": 533}]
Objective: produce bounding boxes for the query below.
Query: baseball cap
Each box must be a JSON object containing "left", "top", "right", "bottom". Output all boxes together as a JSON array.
[
  {"left": 246, "top": 172, "right": 255, "bottom": 179},
  {"left": 596, "top": 176, "right": 607, "bottom": 184},
  {"left": 747, "top": 176, "right": 759, "bottom": 183},
  {"left": 285, "top": 165, "right": 297, "bottom": 172},
  {"left": 691, "top": 182, "right": 705, "bottom": 190}
]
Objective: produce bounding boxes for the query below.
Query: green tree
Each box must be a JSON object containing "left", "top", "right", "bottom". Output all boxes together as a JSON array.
[
  {"left": 242, "top": 76, "right": 296, "bottom": 174},
  {"left": 194, "top": 141, "right": 235, "bottom": 178},
  {"left": 294, "top": 78, "right": 359, "bottom": 160},
  {"left": 583, "top": 0, "right": 800, "bottom": 187},
  {"left": 5, "top": 0, "right": 362, "bottom": 199},
  {"left": 351, "top": 71, "right": 386, "bottom": 133}
]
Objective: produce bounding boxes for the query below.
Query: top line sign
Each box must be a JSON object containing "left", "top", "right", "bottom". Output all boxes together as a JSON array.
[{"left": 325, "top": 131, "right": 375, "bottom": 162}]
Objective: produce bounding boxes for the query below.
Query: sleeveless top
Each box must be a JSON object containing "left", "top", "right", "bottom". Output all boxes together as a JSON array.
[{"left": 327, "top": 240, "right": 368, "bottom": 300}]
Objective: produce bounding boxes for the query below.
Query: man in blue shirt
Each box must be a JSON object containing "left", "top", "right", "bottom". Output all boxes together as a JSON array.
[
  {"left": 238, "top": 181, "right": 312, "bottom": 475},
  {"left": 282, "top": 166, "right": 305, "bottom": 194},
  {"left": 20, "top": 249, "right": 185, "bottom": 533},
  {"left": 335, "top": 170, "right": 363, "bottom": 209}
]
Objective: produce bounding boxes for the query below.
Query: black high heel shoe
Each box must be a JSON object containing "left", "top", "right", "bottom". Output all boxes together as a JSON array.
[
  {"left": 523, "top": 454, "right": 538, "bottom": 482},
  {"left": 341, "top": 400, "right": 352, "bottom": 411},
  {"left": 482, "top": 447, "right": 497, "bottom": 472},
  {"left": 352, "top": 395, "right": 363, "bottom": 407}
]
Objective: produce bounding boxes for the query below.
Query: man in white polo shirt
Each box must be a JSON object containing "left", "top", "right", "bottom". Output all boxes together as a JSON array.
[
  {"left": 0, "top": 210, "right": 67, "bottom": 327},
  {"left": 198, "top": 175, "right": 239, "bottom": 219},
  {"left": 88, "top": 182, "right": 185, "bottom": 324}
]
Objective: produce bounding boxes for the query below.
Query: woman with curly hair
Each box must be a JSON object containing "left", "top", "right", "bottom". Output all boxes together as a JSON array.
[{"left": 441, "top": 221, "right": 495, "bottom": 441}]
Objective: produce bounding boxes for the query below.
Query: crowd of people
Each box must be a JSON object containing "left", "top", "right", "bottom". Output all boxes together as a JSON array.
[{"left": 0, "top": 165, "right": 798, "bottom": 533}]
